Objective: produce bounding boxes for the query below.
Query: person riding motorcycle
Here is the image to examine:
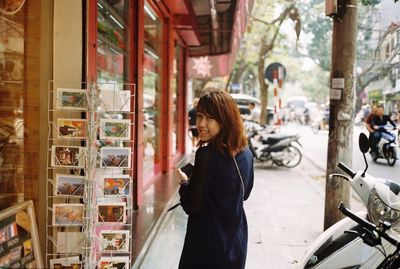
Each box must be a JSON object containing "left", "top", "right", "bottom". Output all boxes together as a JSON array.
[
  {"left": 370, "top": 105, "right": 397, "bottom": 156},
  {"left": 365, "top": 104, "right": 378, "bottom": 145}
]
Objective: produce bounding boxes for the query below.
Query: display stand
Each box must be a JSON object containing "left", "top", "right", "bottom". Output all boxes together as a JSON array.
[{"left": 46, "top": 81, "right": 135, "bottom": 269}]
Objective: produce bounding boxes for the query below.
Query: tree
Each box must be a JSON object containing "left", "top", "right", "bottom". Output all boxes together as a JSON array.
[
  {"left": 300, "top": 0, "right": 332, "bottom": 72},
  {"left": 301, "top": 0, "right": 400, "bottom": 111},
  {"left": 356, "top": 22, "right": 400, "bottom": 107},
  {"left": 247, "top": 1, "right": 300, "bottom": 123}
]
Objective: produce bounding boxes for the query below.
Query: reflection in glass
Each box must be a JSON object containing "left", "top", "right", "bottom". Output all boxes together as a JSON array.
[
  {"left": 143, "top": 2, "right": 162, "bottom": 177},
  {"left": 96, "top": 0, "right": 131, "bottom": 152},
  {"left": 172, "top": 45, "right": 181, "bottom": 155},
  {"left": 97, "top": 0, "right": 128, "bottom": 84},
  {"left": 0, "top": 6, "right": 25, "bottom": 209}
]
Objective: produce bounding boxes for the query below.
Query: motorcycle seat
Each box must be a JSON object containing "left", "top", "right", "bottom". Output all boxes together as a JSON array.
[{"left": 261, "top": 134, "right": 295, "bottom": 145}]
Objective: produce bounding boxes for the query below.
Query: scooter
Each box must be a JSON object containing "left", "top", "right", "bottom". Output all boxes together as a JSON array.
[
  {"left": 298, "top": 133, "right": 400, "bottom": 268},
  {"left": 310, "top": 115, "right": 328, "bottom": 134},
  {"left": 370, "top": 125, "right": 398, "bottom": 166},
  {"left": 245, "top": 120, "right": 302, "bottom": 168}
]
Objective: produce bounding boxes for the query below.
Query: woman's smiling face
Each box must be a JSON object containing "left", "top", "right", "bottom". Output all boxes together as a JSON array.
[{"left": 196, "top": 112, "right": 221, "bottom": 142}]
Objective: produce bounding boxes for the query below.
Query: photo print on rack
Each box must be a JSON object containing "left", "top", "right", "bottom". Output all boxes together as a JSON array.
[
  {"left": 56, "top": 88, "right": 87, "bottom": 110},
  {"left": 52, "top": 204, "right": 84, "bottom": 226},
  {"left": 102, "top": 175, "right": 131, "bottom": 196},
  {"left": 98, "top": 256, "right": 129, "bottom": 269},
  {"left": 99, "top": 230, "right": 130, "bottom": 252},
  {"left": 56, "top": 119, "right": 87, "bottom": 139},
  {"left": 51, "top": 146, "right": 85, "bottom": 168},
  {"left": 97, "top": 202, "right": 126, "bottom": 224},
  {"left": 100, "top": 147, "right": 131, "bottom": 168},
  {"left": 54, "top": 174, "right": 85, "bottom": 196},
  {"left": 99, "top": 119, "right": 131, "bottom": 141}
]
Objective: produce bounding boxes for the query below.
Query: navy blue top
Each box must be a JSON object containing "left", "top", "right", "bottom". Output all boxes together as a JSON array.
[{"left": 178, "top": 145, "right": 254, "bottom": 269}]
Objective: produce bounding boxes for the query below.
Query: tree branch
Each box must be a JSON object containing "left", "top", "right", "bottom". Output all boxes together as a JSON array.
[{"left": 251, "top": 3, "right": 295, "bottom": 26}]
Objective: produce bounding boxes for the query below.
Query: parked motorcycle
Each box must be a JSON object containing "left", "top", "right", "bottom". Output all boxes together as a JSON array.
[
  {"left": 370, "top": 125, "right": 398, "bottom": 166},
  {"left": 298, "top": 133, "right": 400, "bottom": 269},
  {"left": 244, "top": 120, "right": 302, "bottom": 168},
  {"left": 310, "top": 115, "right": 328, "bottom": 134}
]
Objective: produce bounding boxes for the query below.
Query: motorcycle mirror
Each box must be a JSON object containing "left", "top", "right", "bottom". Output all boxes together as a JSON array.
[
  {"left": 359, "top": 133, "right": 369, "bottom": 176},
  {"left": 359, "top": 133, "right": 369, "bottom": 153}
]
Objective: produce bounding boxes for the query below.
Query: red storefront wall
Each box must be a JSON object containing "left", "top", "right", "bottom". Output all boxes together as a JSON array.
[{"left": 86, "top": 0, "right": 190, "bottom": 208}]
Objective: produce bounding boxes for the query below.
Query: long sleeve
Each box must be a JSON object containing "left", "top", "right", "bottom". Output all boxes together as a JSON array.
[
  {"left": 244, "top": 157, "right": 254, "bottom": 201},
  {"left": 179, "top": 147, "right": 212, "bottom": 215}
]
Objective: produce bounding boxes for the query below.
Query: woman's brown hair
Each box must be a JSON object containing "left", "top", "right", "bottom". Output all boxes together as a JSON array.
[{"left": 197, "top": 89, "right": 247, "bottom": 156}]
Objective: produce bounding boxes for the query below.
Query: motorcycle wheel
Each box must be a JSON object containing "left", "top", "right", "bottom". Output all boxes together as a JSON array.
[
  {"left": 311, "top": 125, "right": 318, "bottom": 134},
  {"left": 278, "top": 146, "right": 302, "bottom": 168},
  {"left": 386, "top": 147, "right": 397, "bottom": 167}
]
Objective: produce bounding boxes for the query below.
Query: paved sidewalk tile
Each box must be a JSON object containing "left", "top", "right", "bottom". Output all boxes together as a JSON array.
[{"left": 135, "top": 159, "right": 362, "bottom": 269}]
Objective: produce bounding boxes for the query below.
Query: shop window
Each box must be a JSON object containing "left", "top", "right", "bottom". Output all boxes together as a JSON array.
[
  {"left": 97, "top": 0, "right": 129, "bottom": 83},
  {"left": 143, "top": 2, "right": 162, "bottom": 177},
  {"left": 0, "top": 1, "right": 25, "bottom": 210}
]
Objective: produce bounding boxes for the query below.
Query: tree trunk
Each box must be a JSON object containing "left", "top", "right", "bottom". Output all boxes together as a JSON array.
[
  {"left": 258, "top": 55, "right": 268, "bottom": 124},
  {"left": 258, "top": 37, "right": 271, "bottom": 125},
  {"left": 324, "top": 0, "right": 358, "bottom": 230}
]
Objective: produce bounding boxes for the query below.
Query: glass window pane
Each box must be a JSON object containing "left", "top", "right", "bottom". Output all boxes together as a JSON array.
[
  {"left": 172, "top": 45, "right": 180, "bottom": 155},
  {"left": 143, "top": 2, "right": 162, "bottom": 176},
  {"left": 0, "top": 4, "right": 25, "bottom": 209},
  {"left": 97, "top": 0, "right": 129, "bottom": 83}
]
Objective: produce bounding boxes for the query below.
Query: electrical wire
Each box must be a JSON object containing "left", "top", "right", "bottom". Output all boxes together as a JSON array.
[{"left": 375, "top": 243, "right": 387, "bottom": 258}]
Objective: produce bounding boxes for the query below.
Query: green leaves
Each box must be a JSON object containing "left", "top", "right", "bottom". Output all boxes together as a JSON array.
[{"left": 360, "top": 0, "right": 381, "bottom": 5}]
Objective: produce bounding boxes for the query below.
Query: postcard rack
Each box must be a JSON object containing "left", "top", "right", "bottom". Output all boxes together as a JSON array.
[{"left": 46, "top": 81, "right": 135, "bottom": 269}]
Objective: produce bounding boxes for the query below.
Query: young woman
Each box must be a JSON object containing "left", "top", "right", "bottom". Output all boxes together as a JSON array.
[{"left": 177, "top": 89, "right": 254, "bottom": 269}]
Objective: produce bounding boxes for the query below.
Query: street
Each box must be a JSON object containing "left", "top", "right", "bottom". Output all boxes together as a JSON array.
[{"left": 282, "top": 123, "right": 400, "bottom": 181}]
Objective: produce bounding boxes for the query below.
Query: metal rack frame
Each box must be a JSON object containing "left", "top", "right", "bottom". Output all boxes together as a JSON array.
[{"left": 46, "top": 81, "right": 135, "bottom": 269}]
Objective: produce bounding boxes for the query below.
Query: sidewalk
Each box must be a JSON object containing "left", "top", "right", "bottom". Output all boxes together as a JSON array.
[{"left": 133, "top": 157, "right": 363, "bottom": 269}]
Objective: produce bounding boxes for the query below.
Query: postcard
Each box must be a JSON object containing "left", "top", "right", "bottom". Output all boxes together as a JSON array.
[
  {"left": 23, "top": 239, "right": 32, "bottom": 255},
  {"left": 56, "top": 232, "right": 84, "bottom": 254},
  {"left": 102, "top": 175, "right": 131, "bottom": 196},
  {"left": 56, "top": 88, "right": 87, "bottom": 110},
  {"left": 51, "top": 146, "right": 85, "bottom": 168},
  {"left": 49, "top": 256, "right": 81, "bottom": 269},
  {"left": 10, "top": 246, "right": 22, "bottom": 264},
  {"left": 99, "top": 256, "right": 129, "bottom": 269},
  {"left": 100, "top": 147, "right": 131, "bottom": 168},
  {"left": 99, "top": 119, "right": 131, "bottom": 140},
  {"left": 57, "top": 119, "right": 87, "bottom": 139},
  {"left": 55, "top": 174, "right": 85, "bottom": 196},
  {"left": 0, "top": 221, "right": 18, "bottom": 244},
  {"left": 99, "top": 230, "right": 130, "bottom": 252},
  {"left": 53, "top": 204, "right": 84, "bottom": 226},
  {"left": 97, "top": 202, "right": 126, "bottom": 224}
]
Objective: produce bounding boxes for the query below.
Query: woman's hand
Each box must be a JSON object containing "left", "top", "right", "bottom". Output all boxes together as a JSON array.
[{"left": 176, "top": 168, "right": 189, "bottom": 185}]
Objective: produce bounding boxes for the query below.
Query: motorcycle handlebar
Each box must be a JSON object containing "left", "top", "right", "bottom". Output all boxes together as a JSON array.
[
  {"left": 339, "top": 203, "right": 400, "bottom": 248},
  {"left": 338, "top": 162, "right": 356, "bottom": 178}
]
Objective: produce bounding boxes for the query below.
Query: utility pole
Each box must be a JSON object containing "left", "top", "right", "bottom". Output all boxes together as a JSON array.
[{"left": 324, "top": 0, "right": 358, "bottom": 230}]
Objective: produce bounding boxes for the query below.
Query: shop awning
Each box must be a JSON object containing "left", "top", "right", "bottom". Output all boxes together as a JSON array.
[{"left": 164, "top": 0, "right": 254, "bottom": 79}]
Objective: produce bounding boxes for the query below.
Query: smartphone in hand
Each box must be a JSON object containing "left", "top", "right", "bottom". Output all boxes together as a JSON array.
[{"left": 179, "top": 163, "right": 194, "bottom": 178}]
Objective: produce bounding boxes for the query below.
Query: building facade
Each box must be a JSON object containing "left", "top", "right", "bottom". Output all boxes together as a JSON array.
[{"left": 0, "top": 0, "right": 252, "bottom": 266}]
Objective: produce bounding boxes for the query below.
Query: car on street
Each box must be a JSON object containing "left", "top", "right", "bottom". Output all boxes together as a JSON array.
[{"left": 230, "top": 93, "right": 275, "bottom": 125}]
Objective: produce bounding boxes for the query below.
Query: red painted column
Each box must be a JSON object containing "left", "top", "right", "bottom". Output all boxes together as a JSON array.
[
  {"left": 161, "top": 19, "right": 174, "bottom": 172},
  {"left": 87, "top": 0, "right": 97, "bottom": 82},
  {"left": 133, "top": 0, "right": 145, "bottom": 207},
  {"left": 177, "top": 46, "right": 187, "bottom": 155}
]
